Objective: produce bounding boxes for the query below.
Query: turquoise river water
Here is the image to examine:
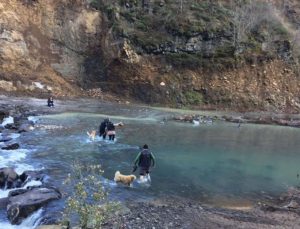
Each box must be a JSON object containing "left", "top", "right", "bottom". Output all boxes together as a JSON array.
[
  {"left": 29, "top": 113, "right": 300, "bottom": 205},
  {"left": 1, "top": 110, "right": 300, "bottom": 228}
]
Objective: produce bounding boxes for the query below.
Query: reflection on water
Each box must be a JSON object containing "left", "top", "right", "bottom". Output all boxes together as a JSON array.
[{"left": 21, "top": 113, "right": 300, "bottom": 206}]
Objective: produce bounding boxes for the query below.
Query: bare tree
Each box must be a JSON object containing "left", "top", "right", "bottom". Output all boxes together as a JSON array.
[{"left": 231, "top": 0, "right": 275, "bottom": 53}]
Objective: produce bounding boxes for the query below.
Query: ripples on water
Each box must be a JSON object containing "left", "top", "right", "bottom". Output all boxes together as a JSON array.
[{"left": 30, "top": 114, "right": 300, "bottom": 202}]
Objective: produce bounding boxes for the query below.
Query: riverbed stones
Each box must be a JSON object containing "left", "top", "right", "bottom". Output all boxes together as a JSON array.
[
  {"left": 19, "top": 170, "right": 47, "bottom": 183},
  {"left": 0, "top": 136, "right": 13, "bottom": 142},
  {"left": 18, "top": 123, "right": 34, "bottom": 133},
  {"left": 0, "top": 111, "right": 8, "bottom": 123},
  {"left": 7, "top": 187, "right": 62, "bottom": 225},
  {"left": 0, "top": 167, "right": 19, "bottom": 189},
  {"left": 36, "top": 226, "right": 64, "bottom": 229},
  {"left": 1, "top": 143, "right": 20, "bottom": 150}
]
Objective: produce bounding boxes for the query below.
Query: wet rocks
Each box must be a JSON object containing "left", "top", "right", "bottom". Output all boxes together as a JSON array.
[
  {"left": 18, "top": 122, "right": 35, "bottom": 133},
  {"left": 7, "top": 187, "right": 62, "bottom": 225},
  {"left": 0, "top": 167, "right": 61, "bottom": 225},
  {"left": 0, "top": 111, "right": 9, "bottom": 123},
  {"left": 173, "top": 114, "right": 195, "bottom": 122},
  {"left": 0, "top": 167, "right": 20, "bottom": 189},
  {"left": 172, "top": 114, "right": 216, "bottom": 124},
  {"left": 260, "top": 187, "right": 300, "bottom": 215},
  {"left": 1, "top": 143, "right": 20, "bottom": 150},
  {"left": 0, "top": 136, "right": 13, "bottom": 142},
  {"left": 19, "top": 170, "right": 47, "bottom": 184}
]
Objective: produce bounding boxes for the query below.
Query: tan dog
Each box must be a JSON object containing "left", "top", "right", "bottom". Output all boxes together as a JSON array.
[
  {"left": 115, "top": 122, "right": 124, "bottom": 127},
  {"left": 87, "top": 130, "right": 97, "bottom": 141},
  {"left": 114, "top": 171, "right": 136, "bottom": 186}
]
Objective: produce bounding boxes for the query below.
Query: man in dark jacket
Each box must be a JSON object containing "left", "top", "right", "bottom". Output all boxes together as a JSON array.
[
  {"left": 99, "top": 118, "right": 109, "bottom": 140},
  {"left": 133, "top": 144, "right": 155, "bottom": 182}
]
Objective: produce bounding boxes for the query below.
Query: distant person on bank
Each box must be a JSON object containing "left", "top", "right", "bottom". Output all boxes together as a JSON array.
[{"left": 47, "top": 96, "right": 54, "bottom": 107}]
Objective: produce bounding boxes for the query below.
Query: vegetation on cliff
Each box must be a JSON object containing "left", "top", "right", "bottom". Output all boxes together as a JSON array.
[
  {"left": 1, "top": 0, "right": 300, "bottom": 111},
  {"left": 91, "top": 0, "right": 297, "bottom": 68},
  {"left": 83, "top": 0, "right": 300, "bottom": 111}
]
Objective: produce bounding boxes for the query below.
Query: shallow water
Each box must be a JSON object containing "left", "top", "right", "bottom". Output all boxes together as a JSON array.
[
  {"left": 27, "top": 113, "right": 300, "bottom": 203},
  {"left": 1, "top": 111, "right": 300, "bottom": 226}
]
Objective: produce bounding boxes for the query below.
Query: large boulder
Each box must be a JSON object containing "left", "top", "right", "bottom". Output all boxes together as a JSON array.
[
  {"left": 1, "top": 143, "right": 20, "bottom": 150},
  {"left": 7, "top": 187, "right": 61, "bottom": 225},
  {"left": 19, "top": 170, "right": 47, "bottom": 184},
  {"left": 0, "top": 167, "right": 19, "bottom": 189}
]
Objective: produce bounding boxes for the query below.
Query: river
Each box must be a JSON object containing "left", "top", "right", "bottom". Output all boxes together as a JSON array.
[{"left": 0, "top": 104, "right": 300, "bottom": 227}]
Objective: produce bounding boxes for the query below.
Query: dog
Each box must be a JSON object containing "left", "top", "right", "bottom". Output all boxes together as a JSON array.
[
  {"left": 87, "top": 130, "right": 97, "bottom": 141},
  {"left": 114, "top": 171, "right": 136, "bottom": 186}
]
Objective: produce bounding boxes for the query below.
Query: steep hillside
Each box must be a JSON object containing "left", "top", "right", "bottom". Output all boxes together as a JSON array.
[{"left": 1, "top": 0, "right": 300, "bottom": 112}]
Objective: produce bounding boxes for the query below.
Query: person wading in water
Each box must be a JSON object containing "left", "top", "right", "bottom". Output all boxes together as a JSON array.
[
  {"left": 99, "top": 118, "right": 109, "bottom": 140},
  {"left": 133, "top": 144, "right": 155, "bottom": 182}
]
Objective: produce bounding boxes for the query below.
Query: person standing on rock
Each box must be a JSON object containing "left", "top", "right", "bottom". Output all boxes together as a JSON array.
[{"left": 133, "top": 144, "right": 155, "bottom": 182}]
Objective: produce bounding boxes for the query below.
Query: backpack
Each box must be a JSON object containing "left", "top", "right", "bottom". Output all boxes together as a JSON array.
[{"left": 139, "top": 149, "right": 151, "bottom": 168}]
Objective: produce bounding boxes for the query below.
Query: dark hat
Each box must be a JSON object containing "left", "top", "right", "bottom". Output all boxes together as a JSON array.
[{"left": 143, "top": 144, "right": 148, "bottom": 149}]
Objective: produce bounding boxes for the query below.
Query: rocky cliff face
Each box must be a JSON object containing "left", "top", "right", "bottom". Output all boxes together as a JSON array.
[
  {"left": 1, "top": 0, "right": 300, "bottom": 112},
  {"left": 0, "top": 0, "right": 104, "bottom": 97}
]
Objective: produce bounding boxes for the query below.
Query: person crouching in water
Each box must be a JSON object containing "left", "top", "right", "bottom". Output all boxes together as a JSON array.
[{"left": 133, "top": 144, "right": 155, "bottom": 182}]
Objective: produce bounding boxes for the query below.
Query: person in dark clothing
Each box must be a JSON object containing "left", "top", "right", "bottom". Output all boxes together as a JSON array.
[
  {"left": 106, "top": 120, "right": 116, "bottom": 141},
  {"left": 133, "top": 144, "right": 155, "bottom": 182},
  {"left": 99, "top": 118, "right": 123, "bottom": 141},
  {"left": 47, "top": 97, "right": 54, "bottom": 107},
  {"left": 99, "top": 118, "right": 109, "bottom": 140}
]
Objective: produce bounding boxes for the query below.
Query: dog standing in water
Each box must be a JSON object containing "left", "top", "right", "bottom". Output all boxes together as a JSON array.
[
  {"left": 87, "top": 130, "right": 97, "bottom": 141},
  {"left": 114, "top": 171, "right": 136, "bottom": 186}
]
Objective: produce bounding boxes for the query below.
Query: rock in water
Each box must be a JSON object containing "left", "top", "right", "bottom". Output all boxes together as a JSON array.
[
  {"left": 1, "top": 143, "right": 20, "bottom": 150},
  {"left": 7, "top": 187, "right": 61, "bottom": 225},
  {"left": 0, "top": 167, "right": 19, "bottom": 189},
  {"left": 18, "top": 123, "right": 34, "bottom": 133}
]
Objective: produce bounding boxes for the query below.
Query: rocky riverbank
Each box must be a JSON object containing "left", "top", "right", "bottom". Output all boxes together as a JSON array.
[
  {"left": 102, "top": 192, "right": 300, "bottom": 229},
  {"left": 0, "top": 100, "right": 62, "bottom": 225},
  {"left": 1, "top": 95, "right": 300, "bottom": 228},
  {"left": 2, "top": 95, "right": 300, "bottom": 129}
]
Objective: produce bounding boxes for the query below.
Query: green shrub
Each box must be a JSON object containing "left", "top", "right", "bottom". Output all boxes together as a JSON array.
[
  {"left": 62, "top": 162, "right": 119, "bottom": 229},
  {"left": 184, "top": 91, "right": 203, "bottom": 105}
]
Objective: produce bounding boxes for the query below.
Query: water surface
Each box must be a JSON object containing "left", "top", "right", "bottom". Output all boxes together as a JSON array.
[{"left": 21, "top": 112, "right": 300, "bottom": 207}]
